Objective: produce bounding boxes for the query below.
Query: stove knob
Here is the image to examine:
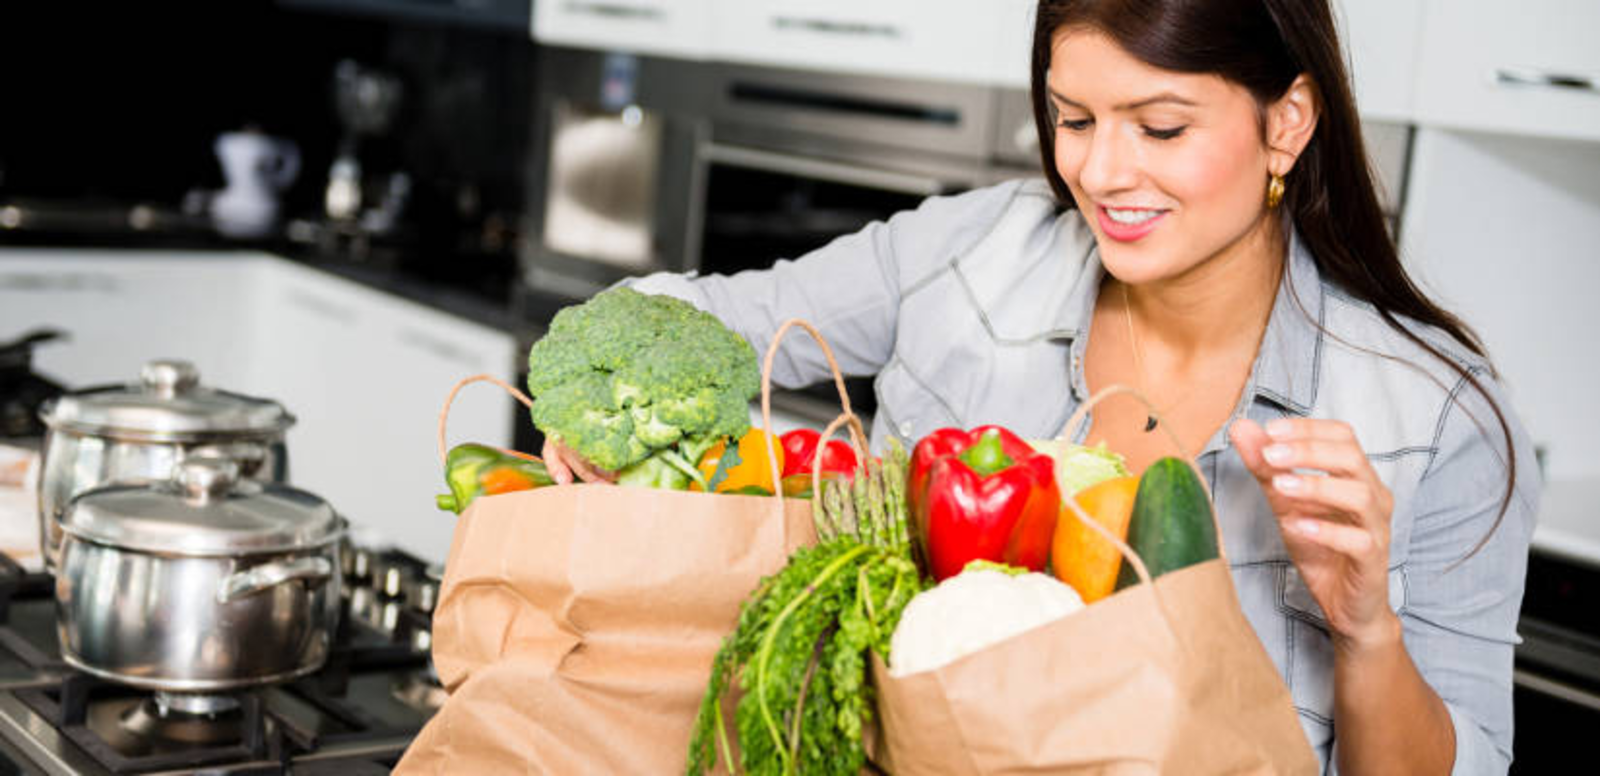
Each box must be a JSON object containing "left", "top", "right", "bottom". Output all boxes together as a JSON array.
[{"left": 412, "top": 579, "right": 440, "bottom": 613}]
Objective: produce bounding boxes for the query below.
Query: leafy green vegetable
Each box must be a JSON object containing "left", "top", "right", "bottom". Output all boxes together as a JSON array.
[
  {"left": 1027, "top": 439, "right": 1131, "bottom": 499},
  {"left": 687, "top": 441, "right": 924, "bottom": 775},
  {"left": 525, "top": 287, "right": 761, "bottom": 488}
]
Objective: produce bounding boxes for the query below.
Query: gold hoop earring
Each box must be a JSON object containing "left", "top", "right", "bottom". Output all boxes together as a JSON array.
[{"left": 1266, "top": 173, "right": 1285, "bottom": 209}]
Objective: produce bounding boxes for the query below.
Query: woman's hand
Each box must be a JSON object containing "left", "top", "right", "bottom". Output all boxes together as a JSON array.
[
  {"left": 1229, "top": 417, "right": 1398, "bottom": 651},
  {"left": 540, "top": 438, "right": 617, "bottom": 485}
]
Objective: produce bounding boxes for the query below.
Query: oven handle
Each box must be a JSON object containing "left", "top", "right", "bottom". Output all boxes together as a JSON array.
[
  {"left": 1515, "top": 668, "right": 1600, "bottom": 712},
  {"left": 704, "top": 143, "right": 945, "bottom": 197}
]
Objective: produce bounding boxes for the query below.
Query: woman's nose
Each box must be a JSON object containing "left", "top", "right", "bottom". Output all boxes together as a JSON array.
[{"left": 1077, "top": 124, "right": 1139, "bottom": 197}]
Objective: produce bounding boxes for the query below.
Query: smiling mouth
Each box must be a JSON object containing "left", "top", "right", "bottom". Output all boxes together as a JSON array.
[
  {"left": 1095, "top": 205, "right": 1169, "bottom": 242},
  {"left": 1103, "top": 207, "right": 1165, "bottom": 225}
]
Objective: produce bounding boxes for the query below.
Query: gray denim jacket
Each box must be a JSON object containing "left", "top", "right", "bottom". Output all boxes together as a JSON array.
[{"left": 629, "top": 178, "right": 1539, "bottom": 774}]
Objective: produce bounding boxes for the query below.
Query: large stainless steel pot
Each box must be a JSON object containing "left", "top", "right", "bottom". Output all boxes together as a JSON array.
[
  {"left": 56, "top": 457, "right": 342, "bottom": 691},
  {"left": 37, "top": 359, "right": 294, "bottom": 568}
]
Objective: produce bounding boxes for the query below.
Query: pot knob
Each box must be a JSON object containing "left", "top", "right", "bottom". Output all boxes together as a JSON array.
[
  {"left": 177, "top": 456, "right": 239, "bottom": 502},
  {"left": 141, "top": 360, "right": 201, "bottom": 399}
]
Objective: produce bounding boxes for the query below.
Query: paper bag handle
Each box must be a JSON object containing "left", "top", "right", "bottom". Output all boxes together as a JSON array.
[
  {"left": 435, "top": 374, "right": 539, "bottom": 467},
  {"left": 1052, "top": 385, "right": 1225, "bottom": 659},
  {"left": 760, "top": 319, "right": 870, "bottom": 511},
  {"left": 1055, "top": 383, "right": 1227, "bottom": 566}
]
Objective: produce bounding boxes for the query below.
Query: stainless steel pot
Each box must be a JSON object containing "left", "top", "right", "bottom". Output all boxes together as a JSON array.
[
  {"left": 37, "top": 359, "right": 294, "bottom": 568},
  {"left": 56, "top": 457, "right": 342, "bottom": 691}
]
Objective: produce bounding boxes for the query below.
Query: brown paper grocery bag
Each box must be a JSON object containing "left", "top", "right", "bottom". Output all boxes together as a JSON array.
[
  {"left": 870, "top": 386, "right": 1317, "bottom": 775},
  {"left": 396, "top": 320, "right": 863, "bottom": 774},
  {"left": 395, "top": 486, "right": 816, "bottom": 774}
]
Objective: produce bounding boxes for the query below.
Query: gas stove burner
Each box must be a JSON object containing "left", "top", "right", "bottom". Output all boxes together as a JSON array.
[{"left": 115, "top": 692, "right": 245, "bottom": 748}]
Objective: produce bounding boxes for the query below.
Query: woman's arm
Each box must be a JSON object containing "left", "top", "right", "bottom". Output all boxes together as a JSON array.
[{"left": 627, "top": 181, "right": 1029, "bottom": 390}]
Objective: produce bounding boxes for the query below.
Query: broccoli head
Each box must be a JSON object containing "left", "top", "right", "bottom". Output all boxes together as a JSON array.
[{"left": 525, "top": 287, "right": 761, "bottom": 478}]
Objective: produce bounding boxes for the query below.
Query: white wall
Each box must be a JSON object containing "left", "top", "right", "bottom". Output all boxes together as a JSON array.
[{"left": 1400, "top": 129, "right": 1600, "bottom": 483}]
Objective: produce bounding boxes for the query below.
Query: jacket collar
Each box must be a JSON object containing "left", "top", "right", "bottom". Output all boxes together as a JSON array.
[{"left": 1049, "top": 224, "right": 1326, "bottom": 416}]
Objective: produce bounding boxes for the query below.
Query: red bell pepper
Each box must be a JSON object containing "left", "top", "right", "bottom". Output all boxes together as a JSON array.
[
  {"left": 778, "top": 428, "right": 861, "bottom": 479},
  {"left": 909, "top": 426, "right": 1061, "bottom": 581}
]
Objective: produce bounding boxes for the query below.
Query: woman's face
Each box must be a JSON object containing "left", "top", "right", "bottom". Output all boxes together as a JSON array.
[{"left": 1048, "top": 27, "right": 1275, "bottom": 286}]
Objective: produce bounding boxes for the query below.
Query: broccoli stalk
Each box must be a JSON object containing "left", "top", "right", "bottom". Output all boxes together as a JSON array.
[
  {"left": 615, "top": 434, "right": 720, "bottom": 490},
  {"left": 526, "top": 288, "right": 762, "bottom": 490}
]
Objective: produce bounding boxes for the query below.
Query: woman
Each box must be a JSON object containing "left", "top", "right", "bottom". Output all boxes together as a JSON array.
[{"left": 543, "top": 1, "right": 1538, "bottom": 772}]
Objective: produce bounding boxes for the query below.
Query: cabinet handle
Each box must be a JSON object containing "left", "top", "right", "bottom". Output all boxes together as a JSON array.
[
  {"left": 705, "top": 144, "right": 944, "bottom": 197},
  {"left": 771, "top": 16, "right": 902, "bottom": 40},
  {"left": 286, "top": 289, "right": 359, "bottom": 326},
  {"left": 0, "top": 272, "right": 119, "bottom": 293},
  {"left": 1494, "top": 67, "right": 1599, "bottom": 95},
  {"left": 562, "top": 1, "right": 664, "bottom": 22},
  {"left": 1514, "top": 669, "right": 1600, "bottom": 712},
  {"left": 397, "top": 327, "right": 480, "bottom": 369}
]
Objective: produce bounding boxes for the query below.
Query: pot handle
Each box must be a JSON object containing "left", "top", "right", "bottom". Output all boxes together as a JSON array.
[{"left": 216, "top": 556, "right": 334, "bottom": 604}]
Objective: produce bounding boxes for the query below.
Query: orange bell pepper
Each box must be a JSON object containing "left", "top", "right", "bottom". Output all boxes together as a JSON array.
[
  {"left": 1051, "top": 475, "right": 1139, "bottom": 603},
  {"left": 693, "top": 427, "right": 784, "bottom": 494}
]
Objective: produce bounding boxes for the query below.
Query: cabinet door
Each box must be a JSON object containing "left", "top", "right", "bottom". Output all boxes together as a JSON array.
[
  {"left": 1414, "top": 0, "right": 1600, "bottom": 142},
  {"left": 248, "top": 263, "right": 519, "bottom": 564},
  {"left": 987, "top": 0, "right": 1037, "bottom": 90},
  {"left": 1336, "top": 0, "right": 1423, "bottom": 122},
  {"left": 534, "top": 0, "right": 711, "bottom": 59},
  {"left": 711, "top": 0, "right": 1000, "bottom": 84}
]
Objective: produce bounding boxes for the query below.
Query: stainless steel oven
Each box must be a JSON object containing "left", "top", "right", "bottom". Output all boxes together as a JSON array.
[
  {"left": 519, "top": 46, "right": 1036, "bottom": 298},
  {"left": 518, "top": 47, "right": 1037, "bottom": 423}
]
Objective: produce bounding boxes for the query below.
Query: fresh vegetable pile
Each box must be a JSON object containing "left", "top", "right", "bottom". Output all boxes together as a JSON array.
[
  {"left": 686, "top": 414, "right": 1222, "bottom": 773},
  {"left": 687, "top": 440, "right": 922, "bottom": 775}
]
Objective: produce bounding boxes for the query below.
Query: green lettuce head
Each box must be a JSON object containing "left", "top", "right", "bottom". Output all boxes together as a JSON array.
[{"left": 1026, "top": 439, "right": 1131, "bottom": 498}]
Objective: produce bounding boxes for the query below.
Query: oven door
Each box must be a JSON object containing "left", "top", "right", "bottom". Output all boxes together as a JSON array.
[{"left": 1510, "top": 548, "right": 1600, "bottom": 772}]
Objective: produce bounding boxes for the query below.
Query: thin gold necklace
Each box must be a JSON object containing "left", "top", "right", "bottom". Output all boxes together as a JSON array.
[{"left": 1121, "top": 282, "right": 1190, "bottom": 432}]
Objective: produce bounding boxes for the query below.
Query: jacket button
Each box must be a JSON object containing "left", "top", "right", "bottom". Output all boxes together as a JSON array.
[{"left": 900, "top": 422, "right": 914, "bottom": 437}]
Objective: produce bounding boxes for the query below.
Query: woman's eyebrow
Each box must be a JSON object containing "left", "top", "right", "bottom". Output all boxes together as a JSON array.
[{"left": 1048, "top": 88, "right": 1198, "bottom": 111}]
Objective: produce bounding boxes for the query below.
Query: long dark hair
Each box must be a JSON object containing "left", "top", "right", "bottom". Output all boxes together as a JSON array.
[{"left": 1028, "top": 0, "right": 1518, "bottom": 552}]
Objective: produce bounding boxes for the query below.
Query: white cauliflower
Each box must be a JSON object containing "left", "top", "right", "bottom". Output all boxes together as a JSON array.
[{"left": 888, "top": 565, "right": 1085, "bottom": 677}]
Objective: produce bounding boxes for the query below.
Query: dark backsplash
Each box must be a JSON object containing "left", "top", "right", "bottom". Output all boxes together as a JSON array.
[{"left": 1, "top": 1, "right": 534, "bottom": 260}]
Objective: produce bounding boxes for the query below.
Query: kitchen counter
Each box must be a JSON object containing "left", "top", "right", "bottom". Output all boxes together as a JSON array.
[{"left": 1532, "top": 477, "right": 1600, "bottom": 568}]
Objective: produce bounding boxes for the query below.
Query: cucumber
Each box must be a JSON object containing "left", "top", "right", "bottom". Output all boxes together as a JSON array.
[{"left": 1114, "top": 456, "right": 1219, "bottom": 590}]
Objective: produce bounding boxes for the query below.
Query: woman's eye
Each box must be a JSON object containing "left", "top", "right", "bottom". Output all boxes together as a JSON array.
[
  {"left": 1142, "top": 125, "right": 1187, "bottom": 140},
  {"left": 1058, "top": 118, "right": 1092, "bottom": 132}
]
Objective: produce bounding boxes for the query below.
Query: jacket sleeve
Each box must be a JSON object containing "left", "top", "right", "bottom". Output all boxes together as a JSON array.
[
  {"left": 624, "top": 180, "right": 1029, "bottom": 390},
  {"left": 1399, "top": 366, "right": 1540, "bottom": 775}
]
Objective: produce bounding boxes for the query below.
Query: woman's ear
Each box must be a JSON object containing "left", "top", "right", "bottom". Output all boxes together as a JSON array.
[{"left": 1267, "top": 74, "right": 1320, "bottom": 176}]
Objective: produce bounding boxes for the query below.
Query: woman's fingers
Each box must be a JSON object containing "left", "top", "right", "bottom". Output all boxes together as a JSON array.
[
  {"left": 1260, "top": 438, "right": 1370, "bottom": 478},
  {"left": 540, "top": 439, "right": 616, "bottom": 484},
  {"left": 1283, "top": 514, "right": 1379, "bottom": 559},
  {"left": 541, "top": 438, "right": 574, "bottom": 485},
  {"left": 1227, "top": 418, "right": 1275, "bottom": 481},
  {"left": 1271, "top": 472, "right": 1392, "bottom": 530}
]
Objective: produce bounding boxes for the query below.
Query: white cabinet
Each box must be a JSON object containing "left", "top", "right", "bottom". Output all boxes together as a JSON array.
[
  {"left": 987, "top": 0, "right": 1036, "bottom": 90},
  {"left": 1413, "top": 0, "right": 1600, "bottom": 142},
  {"left": 534, "top": 0, "right": 712, "bottom": 59},
  {"left": 1336, "top": 0, "right": 1424, "bottom": 122},
  {"left": 1399, "top": 129, "right": 1600, "bottom": 482},
  {"left": 710, "top": 0, "right": 1001, "bottom": 84},
  {"left": 242, "top": 262, "right": 520, "bottom": 563}
]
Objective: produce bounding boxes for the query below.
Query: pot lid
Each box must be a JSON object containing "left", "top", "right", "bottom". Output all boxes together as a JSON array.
[
  {"left": 62, "top": 457, "right": 342, "bottom": 555},
  {"left": 41, "top": 360, "right": 294, "bottom": 440}
]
